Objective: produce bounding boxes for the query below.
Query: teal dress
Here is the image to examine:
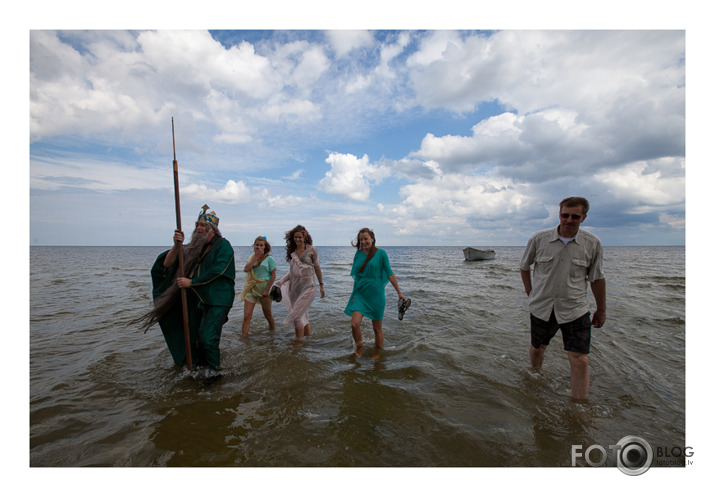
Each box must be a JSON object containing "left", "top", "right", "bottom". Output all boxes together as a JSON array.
[
  {"left": 253, "top": 255, "right": 277, "bottom": 280},
  {"left": 344, "top": 248, "right": 394, "bottom": 321}
]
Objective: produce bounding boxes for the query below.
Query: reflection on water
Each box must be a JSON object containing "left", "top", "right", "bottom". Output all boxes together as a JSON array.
[{"left": 30, "top": 246, "right": 685, "bottom": 467}]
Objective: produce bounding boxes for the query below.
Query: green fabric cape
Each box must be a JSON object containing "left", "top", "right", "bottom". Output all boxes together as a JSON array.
[{"left": 150, "top": 238, "right": 235, "bottom": 366}]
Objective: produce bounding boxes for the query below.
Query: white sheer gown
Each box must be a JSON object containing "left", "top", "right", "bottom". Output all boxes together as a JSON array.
[{"left": 276, "top": 246, "right": 320, "bottom": 328}]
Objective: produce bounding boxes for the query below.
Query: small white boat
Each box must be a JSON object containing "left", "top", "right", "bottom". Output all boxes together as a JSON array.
[{"left": 463, "top": 247, "right": 496, "bottom": 261}]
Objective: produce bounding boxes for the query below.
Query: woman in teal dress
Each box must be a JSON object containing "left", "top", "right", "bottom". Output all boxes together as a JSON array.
[{"left": 344, "top": 228, "right": 406, "bottom": 357}]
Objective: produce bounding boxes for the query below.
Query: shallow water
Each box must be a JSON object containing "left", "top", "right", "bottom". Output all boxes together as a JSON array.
[{"left": 29, "top": 245, "right": 685, "bottom": 467}]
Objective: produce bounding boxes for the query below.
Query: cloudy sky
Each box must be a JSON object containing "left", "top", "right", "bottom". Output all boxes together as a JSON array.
[
  {"left": 13, "top": 2, "right": 715, "bottom": 492},
  {"left": 28, "top": 23, "right": 689, "bottom": 247}
]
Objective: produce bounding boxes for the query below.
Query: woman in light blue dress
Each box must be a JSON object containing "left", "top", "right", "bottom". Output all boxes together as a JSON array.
[
  {"left": 344, "top": 228, "right": 406, "bottom": 357},
  {"left": 238, "top": 236, "right": 277, "bottom": 335}
]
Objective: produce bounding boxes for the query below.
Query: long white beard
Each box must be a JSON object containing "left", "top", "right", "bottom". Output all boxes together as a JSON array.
[
  {"left": 183, "top": 231, "right": 210, "bottom": 271},
  {"left": 130, "top": 229, "right": 214, "bottom": 332}
]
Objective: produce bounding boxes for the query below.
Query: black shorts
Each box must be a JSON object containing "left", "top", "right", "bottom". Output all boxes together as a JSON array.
[{"left": 530, "top": 311, "right": 591, "bottom": 354}]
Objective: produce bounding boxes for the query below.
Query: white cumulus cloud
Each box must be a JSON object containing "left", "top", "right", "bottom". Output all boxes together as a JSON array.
[{"left": 318, "top": 152, "right": 391, "bottom": 201}]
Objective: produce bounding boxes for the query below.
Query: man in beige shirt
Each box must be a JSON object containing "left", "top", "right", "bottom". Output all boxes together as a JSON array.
[{"left": 520, "top": 197, "right": 606, "bottom": 401}]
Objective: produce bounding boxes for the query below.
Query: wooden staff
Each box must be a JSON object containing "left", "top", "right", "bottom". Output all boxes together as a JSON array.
[{"left": 172, "top": 117, "right": 193, "bottom": 370}]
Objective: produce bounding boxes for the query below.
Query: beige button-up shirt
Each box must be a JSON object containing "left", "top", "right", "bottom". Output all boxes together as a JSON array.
[{"left": 520, "top": 226, "right": 605, "bottom": 323}]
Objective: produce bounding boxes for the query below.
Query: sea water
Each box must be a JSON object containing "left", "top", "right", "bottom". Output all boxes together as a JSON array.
[{"left": 29, "top": 246, "right": 685, "bottom": 468}]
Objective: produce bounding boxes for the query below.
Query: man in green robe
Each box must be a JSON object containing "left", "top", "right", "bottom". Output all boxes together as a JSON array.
[{"left": 141, "top": 205, "right": 235, "bottom": 371}]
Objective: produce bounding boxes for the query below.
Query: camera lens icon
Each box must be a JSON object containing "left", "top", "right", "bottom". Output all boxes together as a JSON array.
[{"left": 616, "top": 436, "right": 653, "bottom": 476}]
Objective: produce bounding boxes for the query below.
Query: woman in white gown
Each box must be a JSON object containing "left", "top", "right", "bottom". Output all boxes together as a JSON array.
[{"left": 275, "top": 225, "right": 325, "bottom": 340}]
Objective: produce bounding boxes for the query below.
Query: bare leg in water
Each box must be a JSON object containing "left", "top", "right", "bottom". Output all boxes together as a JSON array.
[
  {"left": 351, "top": 311, "right": 364, "bottom": 357},
  {"left": 371, "top": 319, "right": 384, "bottom": 359},
  {"left": 293, "top": 320, "right": 311, "bottom": 346}
]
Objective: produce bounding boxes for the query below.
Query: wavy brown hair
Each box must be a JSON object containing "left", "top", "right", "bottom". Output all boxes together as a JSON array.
[
  {"left": 352, "top": 227, "right": 377, "bottom": 272},
  {"left": 252, "top": 236, "right": 272, "bottom": 266},
  {"left": 284, "top": 225, "right": 313, "bottom": 262}
]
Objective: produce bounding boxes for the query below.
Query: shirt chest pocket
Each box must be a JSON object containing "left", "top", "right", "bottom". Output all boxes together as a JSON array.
[
  {"left": 570, "top": 258, "right": 589, "bottom": 278},
  {"left": 535, "top": 256, "right": 554, "bottom": 270}
]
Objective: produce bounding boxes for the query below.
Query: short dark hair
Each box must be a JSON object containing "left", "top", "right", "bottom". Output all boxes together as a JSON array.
[{"left": 559, "top": 197, "right": 590, "bottom": 215}]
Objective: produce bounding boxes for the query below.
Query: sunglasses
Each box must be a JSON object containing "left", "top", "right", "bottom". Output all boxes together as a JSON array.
[{"left": 559, "top": 213, "right": 583, "bottom": 220}]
